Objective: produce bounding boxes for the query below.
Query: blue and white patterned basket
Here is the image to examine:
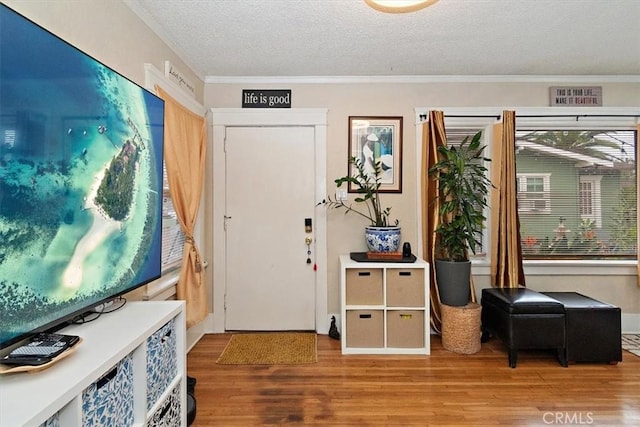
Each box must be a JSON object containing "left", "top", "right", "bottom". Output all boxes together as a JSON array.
[
  {"left": 40, "top": 412, "right": 60, "bottom": 427},
  {"left": 148, "top": 382, "right": 182, "bottom": 426},
  {"left": 146, "top": 319, "right": 177, "bottom": 410},
  {"left": 82, "top": 353, "right": 134, "bottom": 427},
  {"left": 365, "top": 226, "right": 401, "bottom": 253}
]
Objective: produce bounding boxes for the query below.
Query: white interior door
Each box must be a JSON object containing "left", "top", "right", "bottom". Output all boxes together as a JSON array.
[{"left": 225, "top": 126, "right": 317, "bottom": 330}]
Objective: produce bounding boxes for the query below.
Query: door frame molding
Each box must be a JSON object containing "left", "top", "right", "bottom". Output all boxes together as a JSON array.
[{"left": 209, "top": 108, "right": 329, "bottom": 333}]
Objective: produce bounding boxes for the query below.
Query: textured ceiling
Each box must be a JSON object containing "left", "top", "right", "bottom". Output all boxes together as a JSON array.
[{"left": 125, "top": 0, "right": 640, "bottom": 80}]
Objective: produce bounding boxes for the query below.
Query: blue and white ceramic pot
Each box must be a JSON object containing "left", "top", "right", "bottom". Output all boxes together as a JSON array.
[{"left": 364, "top": 226, "right": 401, "bottom": 253}]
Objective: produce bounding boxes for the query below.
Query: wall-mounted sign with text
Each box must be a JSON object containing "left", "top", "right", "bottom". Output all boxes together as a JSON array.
[
  {"left": 164, "top": 61, "right": 196, "bottom": 98},
  {"left": 550, "top": 86, "right": 602, "bottom": 107},
  {"left": 242, "top": 89, "right": 291, "bottom": 108}
]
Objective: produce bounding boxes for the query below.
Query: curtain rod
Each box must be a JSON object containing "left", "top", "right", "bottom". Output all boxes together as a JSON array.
[
  {"left": 516, "top": 114, "right": 640, "bottom": 120},
  {"left": 418, "top": 114, "right": 501, "bottom": 121},
  {"left": 419, "top": 113, "right": 639, "bottom": 122}
]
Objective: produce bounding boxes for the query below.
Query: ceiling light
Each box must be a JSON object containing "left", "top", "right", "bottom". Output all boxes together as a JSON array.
[{"left": 364, "top": 0, "right": 439, "bottom": 14}]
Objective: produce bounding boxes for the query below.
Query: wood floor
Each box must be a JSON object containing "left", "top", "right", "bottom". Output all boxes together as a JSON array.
[{"left": 187, "top": 333, "right": 640, "bottom": 426}]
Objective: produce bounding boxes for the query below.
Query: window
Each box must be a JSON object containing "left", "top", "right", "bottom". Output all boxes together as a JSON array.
[
  {"left": 516, "top": 129, "right": 636, "bottom": 259},
  {"left": 517, "top": 174, "right": 551, "bottom": 214},
  {"left": 445, "top": 127, "right": 489, "bottom": 257},
  {"left": 579, "top": 175, "right": 602, "bottom": 226},
  {"left": 423, "top": 107, "right": 638, "bottom": 271},
  {"left": 161, "top": 165, "right": 185, "bottom": 272}
]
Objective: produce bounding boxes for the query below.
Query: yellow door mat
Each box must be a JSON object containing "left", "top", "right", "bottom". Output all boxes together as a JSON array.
[{"left": 216, "top": 332, "right": 317, "bottom": 365}]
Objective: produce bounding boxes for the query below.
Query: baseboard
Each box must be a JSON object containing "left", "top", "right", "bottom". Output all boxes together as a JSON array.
[
  {"left": 186, "top": 313, "right": 215, "bottom": 352},
  {"left": 622, "top": 313, "right": 640, "bottom": 334},
  {"left": 187, "top": 312, "right": 640, "bottom": 343}
]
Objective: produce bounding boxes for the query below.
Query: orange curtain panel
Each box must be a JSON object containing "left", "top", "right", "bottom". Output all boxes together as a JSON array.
[
  {"left": 156, "top": 86, "right": 208, "bottom": 327},
  {"left": 422, "top": 111, "right": 446, "bottom": 333},
  {"left": 490, "top": 111, "right": 525, "bottom": 288}
]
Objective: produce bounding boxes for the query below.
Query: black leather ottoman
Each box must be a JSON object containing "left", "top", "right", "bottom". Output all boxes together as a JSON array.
[
  {"left": 542, "top": 292, "right": 622, "bottom": 364},
  {"left": 481, "top": 287, "right": 567, "bottom": 368}
]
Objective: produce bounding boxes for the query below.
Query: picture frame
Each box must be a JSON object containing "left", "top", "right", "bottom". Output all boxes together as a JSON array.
[{"left": 348, "top": 116, "right": 403, "bottom": 193}]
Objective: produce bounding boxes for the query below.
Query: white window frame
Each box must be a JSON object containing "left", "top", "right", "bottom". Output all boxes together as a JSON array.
[{"left": 416, "top": 107, "right": 639, "bottom": 277}]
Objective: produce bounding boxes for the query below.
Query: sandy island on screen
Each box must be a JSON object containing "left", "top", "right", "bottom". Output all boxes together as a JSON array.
[{"left": 62, "top": 166, "right": 120, "bottom": 289}]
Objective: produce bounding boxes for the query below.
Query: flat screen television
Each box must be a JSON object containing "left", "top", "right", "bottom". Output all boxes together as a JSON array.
[{"left": 0, "top": 4, "right": 165, "bottom": 350}]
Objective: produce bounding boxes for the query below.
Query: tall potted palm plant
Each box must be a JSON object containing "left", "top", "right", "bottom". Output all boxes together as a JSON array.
[
  {"left": 321, "top": 156, "right": 400, "bottom": 252},
  {"left": 428, "top": 131, "right": 492, "bottom": 306}
]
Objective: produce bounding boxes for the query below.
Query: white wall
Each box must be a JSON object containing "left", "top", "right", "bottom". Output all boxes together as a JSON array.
[{"left": 205, "top": 81, "right": 640, "bottom": 327}]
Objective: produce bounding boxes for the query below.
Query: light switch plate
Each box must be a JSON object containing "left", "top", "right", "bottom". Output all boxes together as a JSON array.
[{"left": 336, "top": 188, "right": 348, "bottom": 201}]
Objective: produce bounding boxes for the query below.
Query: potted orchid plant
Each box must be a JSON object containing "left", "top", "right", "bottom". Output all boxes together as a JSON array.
[{"left": 320, "top": 156, "right": 400, "bottom": 252}]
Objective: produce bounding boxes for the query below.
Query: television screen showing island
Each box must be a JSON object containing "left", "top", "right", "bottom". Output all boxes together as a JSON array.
[{"left": 0, "top": 4, "right": 164, "bottom": 347}]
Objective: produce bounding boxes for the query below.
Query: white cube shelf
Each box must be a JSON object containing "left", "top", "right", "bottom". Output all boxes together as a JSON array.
[{"left": 340, "top": 255, "right": 430, "bottom": 355}]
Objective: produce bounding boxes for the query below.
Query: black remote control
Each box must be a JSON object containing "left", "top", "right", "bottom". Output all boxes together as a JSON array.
[
  {"left": 0, "top": 355, "right": 52, "bottom": 366},
  {"left": 2, "top": 333, "right": 80, "bottom": 366}
]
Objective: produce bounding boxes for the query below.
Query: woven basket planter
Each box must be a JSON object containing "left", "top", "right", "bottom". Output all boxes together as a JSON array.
[{"left": 441, "top": 302, "right": 482, "bottom": 354}]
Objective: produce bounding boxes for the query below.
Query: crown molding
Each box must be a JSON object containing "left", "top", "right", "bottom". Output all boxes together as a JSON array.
[
  {"left": 122, "top": 0, "right": 205, "bottom": 81},
  {"left": 205, "top": 74, "right": 640, "bottom": 85}
]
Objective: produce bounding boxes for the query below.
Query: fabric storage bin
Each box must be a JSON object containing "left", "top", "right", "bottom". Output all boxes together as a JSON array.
[
  {"left": 345, "top": 269, "right": 383, "bottom": 305},
  {"left": 40, "top": 412, "right": 60, "bottom": 427},
  {"left": 386, "top": 268, "right": 425, "bottom": 307},
  {"left": 386, "top": 310, "right": 425, "bottom": 348},
  {"left": 82, "top": 353, "right": 135, "bottom": 427},
  {"left": 148, "top": 381, "right": 182, "bottom": 426},
  {"left": 147, "top": 318, "right": 178, "bottom": 410},
  {"left": 345, "top": 310, "right": 384, "bottom": 348}
]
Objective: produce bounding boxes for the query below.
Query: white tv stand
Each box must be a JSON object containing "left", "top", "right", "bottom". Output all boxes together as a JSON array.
[{"left": 0, "top": 300, "right": 186, "bottom": 427}]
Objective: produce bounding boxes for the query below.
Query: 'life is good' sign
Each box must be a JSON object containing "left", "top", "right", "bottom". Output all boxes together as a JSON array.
[{"left": 242, "top": 90, "right": 291, "bottom": 108}]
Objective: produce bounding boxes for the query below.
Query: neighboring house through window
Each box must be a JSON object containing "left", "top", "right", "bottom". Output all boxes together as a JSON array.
[{"left": 516, "top": 128, "right": 636, "bottom": 259}]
